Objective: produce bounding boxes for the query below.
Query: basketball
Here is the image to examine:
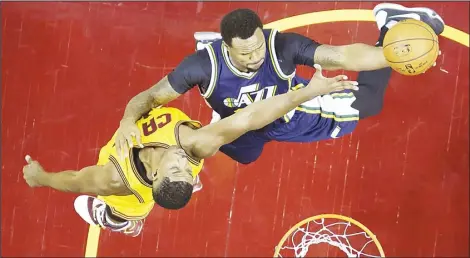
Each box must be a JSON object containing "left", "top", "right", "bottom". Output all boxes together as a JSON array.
[{"left": 383, "top": 19, "right": 439, "bottom": 76}]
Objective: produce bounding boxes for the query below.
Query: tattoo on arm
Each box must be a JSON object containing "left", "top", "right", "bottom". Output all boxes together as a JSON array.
[
  {"left": 122, "top": 76, "right": 181, "bottom": 122},
  {"left": 315, "top": 44, "right": 388, "bottom": 71},
  {"left": 313, "top": 45, "right": 344, "bottom": 70},
  {"left": 150, "top": 77, "right": 181, "bottom": 107}
]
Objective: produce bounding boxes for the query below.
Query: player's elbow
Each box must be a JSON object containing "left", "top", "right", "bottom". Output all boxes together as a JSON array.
[
  {"left": 317, "top": 43, "right": 381, "bottom": 71},
  {"left": 315, "top": 45, "right": 346, "bottom": 71},
  {"left": 332, "top": 45, "right": 358, "bottom": 71},
  {"left": 192, "top": 138, "right": 221, "bottom": 159}
]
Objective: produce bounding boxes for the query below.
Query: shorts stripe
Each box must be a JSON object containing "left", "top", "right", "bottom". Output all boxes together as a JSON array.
[
  {"left": 331, "top": 92, "right": 355, "bottom": 99},
  {"left": 295, "top": 105, "right": 359, "bottom": 122},
  {"left": 107, "top": 205, "right": 150, "bottom": 221},
  {"left": 109, "top": 156, "right": 145, "bottom": 203}
]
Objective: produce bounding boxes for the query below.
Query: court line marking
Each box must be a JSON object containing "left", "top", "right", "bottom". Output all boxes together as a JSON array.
[
  {"left": 83, "top": 8, "right": 469, "bottom": 258},
  {"left": 264, "top": 9, "right": 469, "bottom": 47},
  {"left": 85, "top": 225, "right": 100, "bottom": 257}
]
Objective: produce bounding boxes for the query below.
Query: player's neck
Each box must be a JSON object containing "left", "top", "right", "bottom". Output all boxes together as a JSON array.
[{"left": 138, "top": 147, "right": 165, "bottom": 180}]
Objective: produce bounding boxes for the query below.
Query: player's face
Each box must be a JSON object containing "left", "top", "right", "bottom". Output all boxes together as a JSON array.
[
  {"left": 227, "top": 27, "right": 266, "bottom": 73},
  {"left": 153, "top": 146, "right": 193, "bottom": 185}
]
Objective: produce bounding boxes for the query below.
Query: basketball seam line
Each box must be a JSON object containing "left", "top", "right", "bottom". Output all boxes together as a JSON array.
[
  {"left": 383, "top": 37, "right": 437, "bottom": 47},
  {"left": 385, "top": 37, "right": 436, "bottom": 64},
  {"left": 383, "top": 21, "right": 437, "bottom": 49}
]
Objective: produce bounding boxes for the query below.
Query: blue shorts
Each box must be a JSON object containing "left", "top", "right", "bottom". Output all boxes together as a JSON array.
[
  {"left": 219, "top": 130, "right": 270, "bottom": 164},
  {"left": 218, "top": 76, "right": 359, "bottom": 164}
]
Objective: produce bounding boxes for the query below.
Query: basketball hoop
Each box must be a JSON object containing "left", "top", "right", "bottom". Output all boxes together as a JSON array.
[{"left": 274, "top": 214, "right": 385, "bottom": 257}]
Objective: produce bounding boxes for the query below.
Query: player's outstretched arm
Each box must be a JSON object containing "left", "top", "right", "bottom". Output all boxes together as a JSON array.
[
  {"left": 22, "top": 155, "right": 127, "bottom": 196},
  {"left": 278, "top": 32, "right": 388, "bottom": 72},
  {"left": 314, "top": 44, "right": 388, "bottom": 71},
  {"left": 188, "top": 65, "right": 359, "bottom": 159}
]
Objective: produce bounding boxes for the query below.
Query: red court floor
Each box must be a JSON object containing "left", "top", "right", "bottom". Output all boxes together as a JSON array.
[{"left": 1, "top": 2, "right": 468, "bottom": 257}]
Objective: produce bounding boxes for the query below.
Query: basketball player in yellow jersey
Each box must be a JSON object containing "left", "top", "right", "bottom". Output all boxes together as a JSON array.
[{"left": 22, "top": 65, "right": 359, "bottom": 237}]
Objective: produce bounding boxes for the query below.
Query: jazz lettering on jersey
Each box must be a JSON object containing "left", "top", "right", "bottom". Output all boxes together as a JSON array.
[
  {"left": 223, "top": 83, "right": 277, "bottom": 111},
  {"left": 142, "top": 113, "right": 172, "bottom": 136}
]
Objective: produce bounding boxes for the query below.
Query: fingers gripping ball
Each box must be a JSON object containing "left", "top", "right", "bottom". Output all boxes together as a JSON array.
[{"left": 383, "top": 19, "right": 439, "bottom": 75}]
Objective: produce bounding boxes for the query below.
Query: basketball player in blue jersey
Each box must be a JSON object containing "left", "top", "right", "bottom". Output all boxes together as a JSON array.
[{"left": 115, "top": 3, "right": 445, "bottom": 164}]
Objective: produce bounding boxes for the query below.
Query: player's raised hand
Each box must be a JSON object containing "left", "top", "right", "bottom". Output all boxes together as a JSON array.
[
  {"left": 23, "top": 155, "right": 45, "bottom": 187},
  {"left": 115, "top": 119, "right": 144, "bottom": 161},
  {"left": 306, "top": 64, "right": 359, "bottom": 96}
]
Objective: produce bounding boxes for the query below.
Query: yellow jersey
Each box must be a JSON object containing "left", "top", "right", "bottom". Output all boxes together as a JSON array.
[{"left": 96, "top": 107, "right": 204, "bottom": 220}]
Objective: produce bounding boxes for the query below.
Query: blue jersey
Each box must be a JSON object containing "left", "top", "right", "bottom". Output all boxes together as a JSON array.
[
  {"left": 202, "top": 29, "right": 295, "bottom": 125},
  {"left": 196, "top": 29, "right": 360, "bottom": 164}
]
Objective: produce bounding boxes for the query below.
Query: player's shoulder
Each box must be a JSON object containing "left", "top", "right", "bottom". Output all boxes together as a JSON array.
[
  {"left": 183, "top": 48, "right": 211, "bottom": 65},
  {"left": 269, "top": 30, "right": 296, "bottom": 57},
  {"left": 176, "top": 48, "right": 212, "bottom": 73},
  {"left": 273, "top": 30, "right": 306, "bottom": 45},
  {"left": 272, "top": 30, "right": 318, "bottom": 55}
]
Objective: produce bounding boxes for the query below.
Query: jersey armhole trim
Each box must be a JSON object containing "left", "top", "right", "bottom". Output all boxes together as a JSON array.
[
  {"left": 202, "top": 45, "right": 218, "bottom": 99},
  {"left": 268, "top": 29, "right": 296, "bottom": 81},
  {"left": 174, "top": 120, "right": 203, "bottom": 166},
  {"left": 129, "top": 143, "right": 172, "bottom": 189},
  {"left": 108, "top": 156, "right": 146, "bottom": 203}
]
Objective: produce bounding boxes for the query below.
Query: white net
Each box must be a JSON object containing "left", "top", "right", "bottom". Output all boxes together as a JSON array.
[{"left": 275, "top": 215, "right": 384, "bottom": 258}]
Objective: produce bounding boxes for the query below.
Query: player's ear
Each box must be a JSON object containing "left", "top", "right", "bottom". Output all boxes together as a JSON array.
[
  {"left": 152, "top": 169, "right": 158, "bottom": 180},
  {"left": 151, "top": 175, "right": 164, "bottom": 195}
]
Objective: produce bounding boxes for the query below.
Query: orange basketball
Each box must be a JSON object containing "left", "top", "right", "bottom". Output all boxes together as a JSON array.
[{"left": 383, "top": 19, "right": 439, "bottom": 76}]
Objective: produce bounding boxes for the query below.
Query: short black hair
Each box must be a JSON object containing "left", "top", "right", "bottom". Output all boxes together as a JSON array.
[
  {"left": 153, "top": 177, "right": 193, "bottom": 210},
  {"left": 220, "top": 8, "right": 263, "bottom": 47}
]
